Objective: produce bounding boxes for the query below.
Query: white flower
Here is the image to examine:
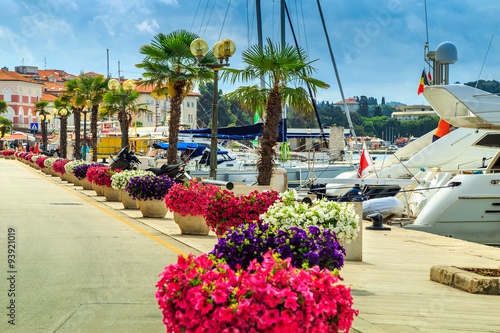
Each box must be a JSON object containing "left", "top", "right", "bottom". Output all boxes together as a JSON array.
[{"left": 111, "top": 170, "right": 154, "bottom": 189}]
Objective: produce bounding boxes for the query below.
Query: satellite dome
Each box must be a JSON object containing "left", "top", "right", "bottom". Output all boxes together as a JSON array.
[{"left": 436, "top": 41, "right": 458, "bottom": 64}]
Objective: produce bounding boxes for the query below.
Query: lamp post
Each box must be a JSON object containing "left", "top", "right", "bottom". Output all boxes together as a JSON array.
[
  {"left": 82, "top": 101, "right": 91, "bottom": 161},
  {"left": 190, "top": 38, "right": 236, "bottom": 179},
  {"left": 39, "top": 114, "right": 52, "bottom": 152},
  {"left": 108, "top": 78, "right": 136, "bottom": 149},
  {"left": 51, "top": 108, "right": 68, "bottom": 157}
]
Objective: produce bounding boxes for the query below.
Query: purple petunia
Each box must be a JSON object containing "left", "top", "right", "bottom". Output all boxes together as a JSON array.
[
  {"left": 125, "top": 174, "right": 176, "bottom": 201},
  {"left": 73, "top": 163, "right": 103, "bottom": 180},
  {"left": 210, "top": 223, "right": 345, "bottom": 271}
]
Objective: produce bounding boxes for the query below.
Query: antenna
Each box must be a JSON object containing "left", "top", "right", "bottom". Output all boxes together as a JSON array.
[
  {"left": 22, "top": 58, "right": 24, "bottom": 66},
  {"left": 475, "top": 34, "right": 494, "bottom": 89},
  {"left": 44, "top": 56, "right": 47, "bottom": 70}
]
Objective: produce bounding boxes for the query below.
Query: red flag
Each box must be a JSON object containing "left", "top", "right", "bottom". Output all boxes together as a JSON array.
[
  {"left": 357, "top": 142, "right": 374, "bottom": 178},
  {"left": 417, "top": 69, "right": 430, "bottom": 95}
]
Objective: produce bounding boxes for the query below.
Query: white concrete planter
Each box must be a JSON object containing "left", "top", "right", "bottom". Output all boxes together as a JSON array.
[
  {"left": 93, "top": 184, "right": 104, "bottom": 196},
  {"left": 339, "top": 202, "right": 363, "bottom": 261},
  {"left": 103, "top": 186, "right": 120, "bottom": 202},
  {"left": 81, "top": 177, "right": 93, "bottom": 190},
  {"left": 120, "top": 190, "right": 139, "bottom": 209},
  {"left": 174, "top": 212, "right": 210, "bottom": 235},
  {"left": 138, "top": 199, "right": 167, "bottom": 218}
]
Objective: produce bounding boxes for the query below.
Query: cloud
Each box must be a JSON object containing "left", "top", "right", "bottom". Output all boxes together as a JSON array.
[
  {"left": 157, "top": 0, "right": 179, "bottom": 6},
  {"left": 135, "top": 19, "right": 160, "bottom": 35}
]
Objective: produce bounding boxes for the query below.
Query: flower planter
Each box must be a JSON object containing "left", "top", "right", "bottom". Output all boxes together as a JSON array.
[
  {"left": 120, "top": 189, "right": 139, "bottom": 209},
  {"left": 71, "top": 174, "right": 81, "bottom": 186},
  {"left": 93, "top": 183, "right": 104, "bottom": 196},
  {"left": 81, "top": 177, "right": 93, "bottom": 190},
  {"left": 174, "top": 212, "right": 209, "bottom": 235},
  {"left": 138, "top": 199, "right": 167, "bottom": 218},
  {"left": 103, "top": 186, "right": 120, "bottom": 201}
]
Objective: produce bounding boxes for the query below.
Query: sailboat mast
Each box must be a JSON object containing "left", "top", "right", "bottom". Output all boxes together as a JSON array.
[
  {"left": 281, "top": 0, "right": 285, "bottom": 47},
  {"left": 256, "top": 0, "right": 264, "bottom": 91},
  {"left": 283, "top": 1, "right": 328, "bottom": 149},
  {"left": 316, "top": 0, "right": 359, "bottom": 151}
]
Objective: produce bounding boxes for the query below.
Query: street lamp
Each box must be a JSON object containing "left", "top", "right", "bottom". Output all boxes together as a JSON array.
[
  {"left": 108, "top": 78, "right": 136, "bottom": 149},
  {"left": 51, "top": 108, "right": 68, "bottom": 157},
  {"left": 82, "top": 101, "right": 91, "bottom": 161},
  {"left": 190, "top": 38, "right": 236, "bottom": 179}
]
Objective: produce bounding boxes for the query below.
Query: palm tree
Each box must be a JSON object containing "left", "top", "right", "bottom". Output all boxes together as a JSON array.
[
  {"left": 0, "top": 100, "right": 7, "bottom": 115},
  {"left": 53, "top": 97, "right": 72, "bottom": 158},
  {"left": 99, "top": 87, "right": 150, "bottom": 142},
  {"left": 0, "top": 116, "right": 13, "bottom": 138},
  {"left": 34, "top": 100, "right": 50, "bottom": 151},
  {"left": 222, "top": 39, "right": 329, "bottom": 185},
  {"left": 136, "top": 30, "right": 215, "bottom": 164},
  {"left": 63, "top": 79, "right": 83, "bottom": 159},
  {"left": 77, "top": 75, "right": 109, "bottom": 161}
]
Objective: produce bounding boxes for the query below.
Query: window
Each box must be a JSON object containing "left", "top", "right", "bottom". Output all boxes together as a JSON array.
[
  {"left": 28, "top": 91, "right": 32, "bottom": 103},
  {"left": 4, "top": 88, "right": 12, "bottom": 102},
  {"left": 474, "top": 134, "right": 500, "bottom": 148},
  {"left": 19, "top": 89, "right": 22, "bottom": 103},
  {"left": 164, "top": 101, "right": 167, "bottom": 109}
]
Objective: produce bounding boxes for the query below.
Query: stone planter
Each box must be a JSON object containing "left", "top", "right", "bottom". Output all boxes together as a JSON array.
[
  {"left": 338, "top": 202, "right": 363, "bottom": 261},
  {"left": 81, "top": 177, "right": 93, "bottom": 190},
  {"left": 103, "top": 186, "right": 120, "bottom": 201},
  {"left": 138, "top": 199, "right": 167, "bottom": 218},
  {"left": 120, "top": 189, "right": 139, "bottom": 209},
  {"left": 72, "top": 175, "right": 81, "bottom": 186},
  {"left": 173, "top": 212, "right": 210, "bottom": 235},
  {"left": 93, "top": 184, "right": 104, "bottom": 196}
]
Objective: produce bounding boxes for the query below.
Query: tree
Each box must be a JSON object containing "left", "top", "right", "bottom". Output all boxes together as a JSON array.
[
  {"left": 381, "top": 96, "right": 386, "bottom": 105},
  {"left": 357, "top": 96, "right": 369, "bottom": 117},
  {"left": 0, "top": 116, "right": 12, "bottom": 138},
  {"left": 77, "top": 75, "right": 109, "bottom": 161},
  {"left": 374, "top": 106, "right": 382, "bottom": 117},
  {"left": 34, "top": 100, "right": 49, "bottom": 151},
  {"left": 62, "top": 79, "right": 83, "bottom": 159},
  {"left": 100, "top": 87, "right": 150, "bottom": 141},
  {"left": 0, "top": 100, "right": 7, "bottom": 115},
  {"left": 464, "top": 80, "right": 500, "bottom": 93},
  {"left": 53, "top": 97, "right": 72, "bottom": 158},
  {"left": 223, "top": 39, "right": 329, "bottom": 185},
  {"left": 136, "top": 30, "right": 215, "bottom": 164}
]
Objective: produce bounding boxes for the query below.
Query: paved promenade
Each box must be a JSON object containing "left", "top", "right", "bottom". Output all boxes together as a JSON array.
[{"left": 1, "top": 157, "right": 500, "bottom": 332}]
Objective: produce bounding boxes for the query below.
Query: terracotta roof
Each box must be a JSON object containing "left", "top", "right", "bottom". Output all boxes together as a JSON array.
[
  {"left": 42, "top": 82, "right": 66, "bottom": 93},
  {"left": 133, "top": 81, "right": 200, "bottom": 97},
  {"left": 41, "top": 93, "right": 57, "bottom": 102},
  {"left": 0, "top": 70, "right": 43, "bottom": 84},
  {"left": 334, "top": 97, "right": 358, "bottom": 105},
  {"left": 36, "top": 70, "right": 67, "bottom": 81},
  {"left": 82, "top": 72, "right": 103, "bottom": 77}
]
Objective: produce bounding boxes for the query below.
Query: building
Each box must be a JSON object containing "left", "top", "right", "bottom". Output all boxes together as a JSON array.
[
  {"left": 134, "top": 81, "right": 200, "bottom": 130},
  {"left": 0, "top": 69, "right": 44, "bottom": 131},
  {"left": 334, "top": 97, "right": 359, "bottom": 113},
  {"left": 391, "top": 105, "right": 436, "bottom": 121}
]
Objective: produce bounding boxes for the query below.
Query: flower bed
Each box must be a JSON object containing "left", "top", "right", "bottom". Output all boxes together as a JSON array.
[
  {"left": 204, "top": 190, "right": 280, "bottom": 235},
  {"left": 165, "top": 179, "right": 220, "bottom": 217},
  {"left": 72, "top": 162, "right": 102, "bottom": 180},
  {"left": 64, "top": 160, "right": 85, "bottom": 175},
  {"left": 87, "top": 166, "right": 120, "bottom": 187},
  {"left": 211, "top": 223, "right": 345, "bottom": 271},
  {"left": 2, "top": 150, "right": 14, "bottom": 156},
  {"left": 43, "top": 157, "right": 58, "bottom": 169},
  {"left": 125, "top": 174, "right": 176, "bottom": 201},
  {"left": 36, "top": 156, "right": 49, "bottom": 168},
  {"left": 156, "top": 251, "right": 357, "bottom": 332},
  {"left": 111, "top": 170, "right": 153, "bottom": 190},
  {"left": 29, "top": 155, "right": 39, "bottom": 163},
  {"left": 53, "top": 159, "right": 70, "bottom": 175},
  {"left": 261, "top": 190, "right": 360, "bottom": 243}
]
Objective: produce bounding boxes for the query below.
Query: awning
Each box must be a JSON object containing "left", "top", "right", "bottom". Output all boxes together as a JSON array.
[{"left": 1, "top": 133, "right": 36, "bottom": 141}]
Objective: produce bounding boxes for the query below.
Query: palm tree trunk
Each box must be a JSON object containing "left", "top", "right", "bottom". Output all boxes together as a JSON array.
[
  {"left": 257, "top": 86, "right": 282, "bottom": 185},
  {"left": 120, "top": 98, "right": 129, "bottom": 149},
  {"left": 41, "top": 120, "right": 47, "bottom": 152},
  {"left": 91, "top": 105, "right": 98, "bottom": 162},
  {"left": 60, "top": 115, "right": 67, "bottom": 158},
  {"left": 166, "top": 82, "right": 185, "bottom": 165},
  {"left": 73, "top": 107, "right": 81, "bottom": 160}
]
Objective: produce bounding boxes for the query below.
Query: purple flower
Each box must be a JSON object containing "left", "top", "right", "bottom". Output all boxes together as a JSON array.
[
  {"left": 210, "top": 223, "right": 345, "bottom": 271},
  {"left": 73, "top": 163, "right": 103, "bottom": 180},
  {"left": 125, "top": 175, "right": 176, "bottom": 201}
]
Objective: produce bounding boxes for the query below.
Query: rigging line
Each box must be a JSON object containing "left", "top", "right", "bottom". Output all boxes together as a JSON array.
[
  {"left": 299, "top": 0, "right": 310, "bottom": 56},
  {"left": 204, "top": 0, "right": 218, "bottom": 37},
  {"left": 246, "top": 0, "right": 250, "bottom": 48},
  {"left": 199, "top": 95, "right": 248, "bottom": 126},
  {"left": 199, "top": 0, "right": 211, "bottom": 35},
  {"left": 475, "top": 34, "right": 494, "bottom": 89},
  {"left": 218, "top": 0, "right": 232, "bottom": 41},
  {"left": 190, "top": 0, "right": 203, "bottom": 31}
]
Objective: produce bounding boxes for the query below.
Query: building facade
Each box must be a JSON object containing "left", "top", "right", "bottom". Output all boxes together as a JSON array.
[
  {"left": 391, "top": 105, "right": 436, "bottom": 121},
  {"left": 334, "top": 97, "right": 359, "bottom": 113}
]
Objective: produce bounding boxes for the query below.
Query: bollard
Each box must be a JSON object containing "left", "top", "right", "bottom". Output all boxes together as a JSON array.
[
  {"left": 365, "top": 213, "right": 391, "bottom": 231},
  {"left": 201, "top": 179, "right": 234, "bottom": 190}
]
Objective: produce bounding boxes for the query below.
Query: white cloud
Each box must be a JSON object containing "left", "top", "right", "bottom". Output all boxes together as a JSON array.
[
  {"left": 135, "top": 19, "right": 160, "bottom": 35},
  {"left": 158, "top": 0, "right": 179, "bottom": 6}
]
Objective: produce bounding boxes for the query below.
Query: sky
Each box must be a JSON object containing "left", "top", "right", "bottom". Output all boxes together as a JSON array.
[{"left": 2, "top": 0, "right": 500, "bottom": 106}]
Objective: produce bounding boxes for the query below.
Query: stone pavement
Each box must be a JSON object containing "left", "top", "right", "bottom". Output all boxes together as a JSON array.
[{"left": 3, "top": 157, "right": 500, "bottom": 332}]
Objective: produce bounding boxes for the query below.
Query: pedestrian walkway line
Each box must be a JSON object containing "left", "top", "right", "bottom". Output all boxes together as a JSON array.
[{"left": 18, "top": 161, "right": 187, "bottom": 257}]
